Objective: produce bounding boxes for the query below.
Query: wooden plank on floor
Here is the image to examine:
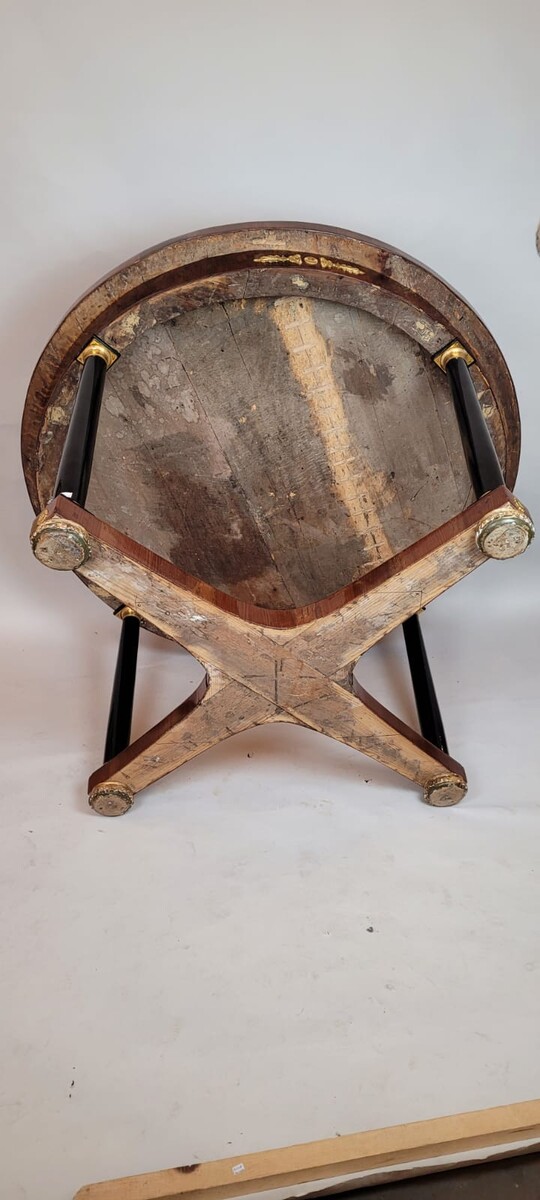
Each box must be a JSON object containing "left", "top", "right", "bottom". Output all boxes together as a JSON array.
[{"left": 74, "top": 1099, "right": 540, "bottom": 1200}]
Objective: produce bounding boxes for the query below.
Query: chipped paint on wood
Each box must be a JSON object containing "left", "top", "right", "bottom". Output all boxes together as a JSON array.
[
  {"left": 254, "top": 253, "right": 304, "bottom": 266},
  {"left": 254, "top": 252, "right": 363, "bottom": 276}
]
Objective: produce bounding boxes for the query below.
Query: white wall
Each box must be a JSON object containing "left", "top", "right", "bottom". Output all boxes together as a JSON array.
[
  {"left": 3, "top": 0, "right": 539, "bottom": 492},
  {"left": 1, "top": 4, "right": 540, "bottom": 1199}
]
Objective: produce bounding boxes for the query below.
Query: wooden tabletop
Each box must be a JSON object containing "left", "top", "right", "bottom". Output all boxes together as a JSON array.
[{"left": 22, "top": 223, "right": 520, "bottom": 615}]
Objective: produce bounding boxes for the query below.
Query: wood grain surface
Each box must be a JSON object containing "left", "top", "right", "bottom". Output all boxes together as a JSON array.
[
  {"left": 73, "top": 1098, "right": 540, "bottom": 1200},
  {"left": 34, "top": 489, "right": 519, "bottom": 800},
  {"left": 22, "top": 226, "right": 519, "bottom": 626},
  {"left": 75, "top": 296, "right": 475, "bottom": 610},
  {"left": 88, "top": 670, "right": 276, "bottom": 795}
]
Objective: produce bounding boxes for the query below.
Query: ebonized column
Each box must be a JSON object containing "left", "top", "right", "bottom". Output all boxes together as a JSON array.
[
  {"left": 402, "top": 613, "right": 448, "bottom": 753},
  {"left": 446, "top": 356, "right": 504, "bottom": 498},
  {"left": 104, "top": 612, "right": 140, "bottom": 762},
  {"left": 54, "top": 353, "right": 108, "bottom": 506}
]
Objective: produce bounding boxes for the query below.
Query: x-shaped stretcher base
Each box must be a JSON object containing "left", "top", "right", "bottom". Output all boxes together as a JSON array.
[{"left": 31, "top": 485, "right": 528, "bottom": 815}]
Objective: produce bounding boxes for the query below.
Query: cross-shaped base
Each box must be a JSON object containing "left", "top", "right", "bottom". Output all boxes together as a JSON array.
[{"left": 31, "top": 484, "right": 531, "bottom": 816}]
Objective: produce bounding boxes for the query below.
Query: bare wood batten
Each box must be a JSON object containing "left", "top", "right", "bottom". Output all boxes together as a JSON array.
[{"left": 73, "top": 1098, "right": 540, "bottom": 1200}]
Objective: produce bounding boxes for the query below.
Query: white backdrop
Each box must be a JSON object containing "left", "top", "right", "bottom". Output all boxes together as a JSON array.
[{"left": 1, "top": 3, "right": 539, "bottom": 1199}]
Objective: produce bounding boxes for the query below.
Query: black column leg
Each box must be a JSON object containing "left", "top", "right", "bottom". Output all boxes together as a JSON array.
[
  {"left": 104, "top": 611, "right": 140, "bottom": 763},
  {"left": 434, "top": 346, "right": 533, "bottom": 558},
  {"left": 402, "top": 614, "right": 448, "bottom": 754},
  {"left": 54, "top": 339, "right": 117, "bottom": 506},
  {"left": 442, "top": 352, "right": 505, "bottom": 498}
]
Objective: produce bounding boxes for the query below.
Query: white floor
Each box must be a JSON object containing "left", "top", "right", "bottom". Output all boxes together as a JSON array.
[{"left": 2, "top": 431, "right": 539, "bottom": 1200}]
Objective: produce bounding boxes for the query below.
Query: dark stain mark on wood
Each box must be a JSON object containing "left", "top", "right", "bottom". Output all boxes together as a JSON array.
[
  {"left": 342, "top": 354, "right": 394, "bottom": 397},
  {"left": 22, "top": 223, "right": 520, "bottom": 549},
  {"left": 76, "top": 296, "right": 478, "bottom": 613}
]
